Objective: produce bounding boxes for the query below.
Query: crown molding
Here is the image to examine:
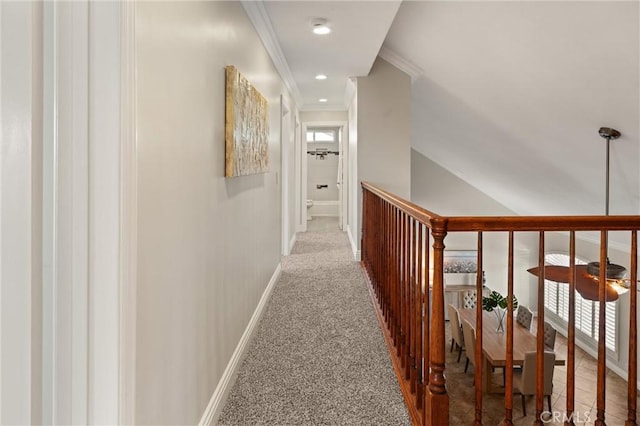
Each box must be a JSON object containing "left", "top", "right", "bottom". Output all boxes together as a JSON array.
[
  {"left": 378, "top": 46, "right": 424, "bottom": 82},
  {"left": 241, "top": 1, "right": 304, "bottom": 108}
]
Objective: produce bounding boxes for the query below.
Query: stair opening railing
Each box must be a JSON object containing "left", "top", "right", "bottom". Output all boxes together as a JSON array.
[{"left": 361, "top": 182, "right": 640, "bottom": 426}]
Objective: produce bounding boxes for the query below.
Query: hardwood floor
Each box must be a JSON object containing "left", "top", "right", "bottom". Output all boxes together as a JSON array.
[{"left": 445, "top": 320, "right": 637, "bottom": 425}]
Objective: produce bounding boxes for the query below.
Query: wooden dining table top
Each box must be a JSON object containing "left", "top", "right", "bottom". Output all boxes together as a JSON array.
[{"left": 458, "top": 308, "right": 565, "bottom": 367}]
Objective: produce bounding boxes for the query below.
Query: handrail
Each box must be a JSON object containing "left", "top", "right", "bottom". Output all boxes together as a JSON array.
[
  {"left": 363, "top": 180, "right": 640, "bottom": 232},
  {"left": 360, "top": 181, "right": 640, "bottom": 426},
  {"left": 361, "top": 181, "right": 444, "bottom": 227}
]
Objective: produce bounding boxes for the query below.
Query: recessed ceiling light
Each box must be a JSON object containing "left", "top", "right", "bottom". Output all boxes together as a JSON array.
[
  {"left": 315, "top": 74, "right": 327, "bottom": 80},
  {"left": 311, "top": 19, "right": 331, "bottom": 35},
  {"left": 318, "top": 98, "right": 328, "bottom": 103}
]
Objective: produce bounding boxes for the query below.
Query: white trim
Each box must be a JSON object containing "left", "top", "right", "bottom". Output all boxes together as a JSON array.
[
  {"left": 378, "top": 46, "right": 424, "bottom": 83},
  {"left": 309, "top": 201, "right": 339, "bottom": 217},
  {"left": 343, "top": 78, "right": 357, "bottom": 113},
  {"left": 52, "top": 3, "right": 91, "bottom": 423},
  {"left": 198, "top": 263, "right": 283, "bottom": 426},
  {"left": 119, "top": 1, "right": 137, "bottom": 424},
  {"left": 311, "top": 200, "right": 340, "bottom": 206},
  {"left": 87, "top": 2, "right": 123, "bottom": 422},
  {"left": 289, "top": 234, "right": 297, "bottom": 254},
  {"left": 240, "top": 1, "right": 303, "bottom": 108},
  {"left": 293, "top": 115, "right": 301, "bottom": 233},
  {"left": 281, "top": 95, "right": 291, "bottom": 256},
  {"left": 347, "top": 226, "right": 361, "bottom": 261},
  {"left": 0, "top": 3, "right": 44, "bottom": 423},
  {"left": 300, "top": 123, "right": 308, "bottom": 233}
]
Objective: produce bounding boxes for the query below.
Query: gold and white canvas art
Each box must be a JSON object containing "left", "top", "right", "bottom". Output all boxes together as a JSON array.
[{"left": 225, "top": 66, "right": 269, "bottom": 177}]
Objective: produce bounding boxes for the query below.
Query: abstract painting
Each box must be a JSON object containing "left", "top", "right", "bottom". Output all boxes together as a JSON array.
[{"left": 225, "top": 65, "right": 269, "bottom": 177}]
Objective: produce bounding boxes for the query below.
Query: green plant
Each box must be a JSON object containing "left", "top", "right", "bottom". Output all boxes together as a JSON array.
[{"left": 482, "top": 290, "right": 518, "bottom": 312}]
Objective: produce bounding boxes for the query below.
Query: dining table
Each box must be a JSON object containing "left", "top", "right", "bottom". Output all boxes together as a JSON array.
[{"left": 457, "top": 308, "right": 565, "bottom": 393}]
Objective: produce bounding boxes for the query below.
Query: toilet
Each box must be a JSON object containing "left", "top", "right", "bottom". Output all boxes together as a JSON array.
[{"left": 306, "top": 200, "right": 314, "bottom": 221}]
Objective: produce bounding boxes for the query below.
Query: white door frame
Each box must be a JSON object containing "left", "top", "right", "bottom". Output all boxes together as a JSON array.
[
  {"left": 299, "top": 121, "right": 348, "bottom": 233},
  {"left": 0, "top": 3, "right": 44, "bottom": 424},
  {"left": 40, "top": 2, "right": 137, "bottom": 424},
  {"left": 280, "top": 96, "right": 291, "bottom": 255}
]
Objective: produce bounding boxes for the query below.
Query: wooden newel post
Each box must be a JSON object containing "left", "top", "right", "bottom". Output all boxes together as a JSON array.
[{"left": 426, "top": 222, "right": 449, "bottom": 426}]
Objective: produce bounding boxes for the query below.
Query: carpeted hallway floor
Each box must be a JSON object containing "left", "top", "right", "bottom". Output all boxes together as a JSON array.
[{"left": 218, "top": 230, "right": 411, "bottom": 425}]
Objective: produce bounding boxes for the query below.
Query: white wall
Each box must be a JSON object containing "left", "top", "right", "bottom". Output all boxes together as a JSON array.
[
  {"left": 392, "top": 1, "right": 639, "bottom": 220},
  {"left": 135, "top": 2, "right": 290, "bottom": 424},
  {"left": 350, "top": 57, "right": 411, "bottom": 257},
  {"left": 307, "top": 141, "right": 339, "bottom": 202}
]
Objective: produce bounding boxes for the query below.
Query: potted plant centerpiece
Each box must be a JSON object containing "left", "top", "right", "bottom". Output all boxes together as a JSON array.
[{"left": 482, "top": 290, "right": 518, "bottom": 333}]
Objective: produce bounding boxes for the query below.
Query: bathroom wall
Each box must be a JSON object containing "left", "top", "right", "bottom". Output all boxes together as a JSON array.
[{"left": 307, "top": 142, "right": 339, "bottom": 198}]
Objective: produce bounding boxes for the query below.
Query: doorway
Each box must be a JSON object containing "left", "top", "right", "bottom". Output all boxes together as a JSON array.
[{"left": 300, "top": 121, "right": 348, "bottom": 233}]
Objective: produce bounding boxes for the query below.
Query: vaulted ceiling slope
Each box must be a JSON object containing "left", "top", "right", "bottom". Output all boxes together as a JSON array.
[{"left": 385, "top": 1, "right": 639, "bottom": 217}]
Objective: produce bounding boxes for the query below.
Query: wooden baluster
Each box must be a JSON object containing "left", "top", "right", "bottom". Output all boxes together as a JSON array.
[
  {"left": 388, "top": 203, "right": 392, "bottom": 323},
  {"left": 385, "top": 202, "right": 390, "bottom": 325},
  {"left": 535, "top": 231, "right": 545, "bottom": 426},
  {"left": 367, "top": 193, "right": 382, "bottom": 298},
  {"left": 388, "top": 203, "right": 393, "bottom": 334},
  {"left": 426, "top": 221, "right": 449, "bottom": 426},
  {"left": 423, "top": 227, "right": 431, "bottom": 420},
  {"left": 474, "top": 232, "right": 483, "bottom": 426},
  {"left": 504, "top": 231, "right": 514, "bottom": 425},
  {"left": 395, "top": 208, "right": 401, "bottom": 355},
  {"left": 566, "top": 232, "right": 576, "bottom": 426},
  {"left": 595, "top": 230, "right": 607, "bottom": 426},
  {"left": 416, "top": 223, "right": 424, "bottom": 411},
  {"left": 404, "top": 214, "right": 413, "bottom": 380},
  {"left": 410, "top": 218, "right": 417, "bottom": 393},
  {"left": 627, "top": 230, "right": 638, "bottom": 426},
  {"left": 397, "top": 210, "right": 403, "bottom": 363},
  {"left": 401, "top": 212, "right": 408, "bottom": 371}
]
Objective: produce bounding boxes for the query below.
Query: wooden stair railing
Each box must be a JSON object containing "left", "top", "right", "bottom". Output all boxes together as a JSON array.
[{"left": 361, "top": 181, "right": 640, "bottom": 426}]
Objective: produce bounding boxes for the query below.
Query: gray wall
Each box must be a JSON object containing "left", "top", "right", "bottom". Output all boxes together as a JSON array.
[
  {"left": 349, "top": 57, "right": 411, "bottom": 255},
  {"left": 411, "top": 149, "right": 538, "bottom": 308},
  {"left": 135, "top": 2, "right": 290, "bottom": 423}
]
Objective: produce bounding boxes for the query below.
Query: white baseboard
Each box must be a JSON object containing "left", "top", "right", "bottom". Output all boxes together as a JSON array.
[
  {"left": 289, "top": 233, "right": 297, "bottom": 254},
  {"left": 347, "top": 226, "right": 361, "bottom": 261},
  {"left": 309, "top": 200, "right": 339, "bottom": 217},
  {"left": 198, "top": 263, "right": 282, "bottom": 426}
]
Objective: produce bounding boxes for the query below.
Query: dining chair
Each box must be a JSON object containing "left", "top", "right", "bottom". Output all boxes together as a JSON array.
[
  {"left": 513, "top": 351, "right": 556, "bottom": 416},
  {"left": 516, "top": 305, "right": 533, "bottom": 330},
  {"left": 543, "top": 322, "right": 557, "bottom": 350},
  {"left": 447, "top": 304, "right": 465, "bottom": 362},
  {"left": 461, "top": 319, "right": 476, "bottom": 374}
]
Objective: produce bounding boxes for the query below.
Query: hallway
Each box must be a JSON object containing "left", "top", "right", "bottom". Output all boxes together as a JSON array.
[{"left": 218, "top": 230, "right": 410, "bottom": 425}]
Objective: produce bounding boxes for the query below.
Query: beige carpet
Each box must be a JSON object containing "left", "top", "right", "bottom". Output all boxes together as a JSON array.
[{"left": 218, "top": 231, "right": 410, "bottom": 425}]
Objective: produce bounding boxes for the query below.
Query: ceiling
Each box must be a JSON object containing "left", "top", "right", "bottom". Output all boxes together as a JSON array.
[
  {"left": 246, "top": 1, "right": 639, "bottom": 224},
  {"left": 244, "top": 0, "right": 402, "bottom": 111}
]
